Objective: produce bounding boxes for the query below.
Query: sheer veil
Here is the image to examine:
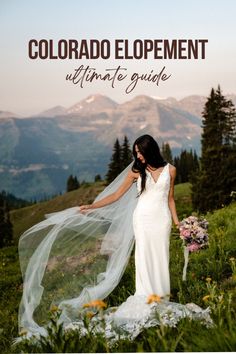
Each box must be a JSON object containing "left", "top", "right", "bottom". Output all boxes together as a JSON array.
[{"left": 18, "top": 161, "right": 138, "bottom": 336}]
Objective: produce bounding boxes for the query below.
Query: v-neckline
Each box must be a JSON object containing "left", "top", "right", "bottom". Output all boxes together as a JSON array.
[{"left": 146, "top": 163, "right": 168, "bottom": 184}]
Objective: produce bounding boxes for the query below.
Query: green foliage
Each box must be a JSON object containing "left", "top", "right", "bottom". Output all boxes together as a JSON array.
[
  {"left": 105, "top": 138, "right": 122, "bottom": 184},
  {"left": 66, "top": 174, "right": 80, "bottom": 192},
  {"left": 0, "top": 196, "right": 13, "bottom": 248},
  {"left": 161, "top": 143, "right": 200, "bottom": 186},
  {"left": 121, "top": 135, "right": 133, "bottom": 170},
  {"left": 106, "top": 136, "right": 133, "bottom": 183},
  {"left": 161, "top": 142, "right": 173, "bottom": 164},
  {"left": 94, "top": 174, "right": 102, "bottom": 182},
  {"left": 174, "top": 149, "right": 199, "bottom": 184},
  {"left": 11, "top": 202, "right": 236, "bottom": 353},
  {"left": 0, "top": 246, "right": 22, "bottom": 354},
  {"left": 2, "top": 183, "right": 236, "bottom": 353},
  {"left": 192, "top": 86, "right": 236, "bottom": 212},
  {"left": 0, "top": 190, "right": 31, "bottom": 209},
  {"left": 174, "top": 182, "right": 193, "bottom": 218}
]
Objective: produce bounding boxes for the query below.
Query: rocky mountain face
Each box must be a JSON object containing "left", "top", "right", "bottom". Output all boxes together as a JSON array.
[
  {"left": 45, "top": 94, "right": 204, "bottom": 149},
  {"left": 1, "top": 93, "right": 235, "bottom": 200}
]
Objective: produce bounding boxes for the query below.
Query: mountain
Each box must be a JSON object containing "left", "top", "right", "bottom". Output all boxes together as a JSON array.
[
  {"left": 0, "top": 110, "right": 20, "bottom": 119},
  {"left": 107, "top": 95, "right": 201, "bottom": 148},
  {"left": 66, "top": 94, "right": 118, "bottom": 115},
  {"left": 53, "top": 94, "right": 202, "bottom": 148},
  {"left": 37, "top": 105, "right": 67, "bottom": 118},
  {"left": 0, "top": 93, "right": 235, "bottom": 200},
  {"left": 178, "top": 95, "right": 206, "bottom": 117},
  {"left": 153, "top": 94, "right": 236, "bottom": 118}
]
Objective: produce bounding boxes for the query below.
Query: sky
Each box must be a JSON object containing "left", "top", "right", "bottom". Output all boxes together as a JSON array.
[{"left": 0, "top": 0, "right": 236, "bottom": 116}]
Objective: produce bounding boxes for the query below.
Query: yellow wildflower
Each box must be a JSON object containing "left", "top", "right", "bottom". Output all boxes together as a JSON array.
[
  {"left": 147, "top": 294, "right": 161, "bottom": 304},
  {"left": 19, "top": 328, "right": 28, "bottom": 336},
  {"left": 50, "top": 304, "right": 59, "bottom": 312},
  {"left": 202, "top": 295, "right": 210, "bottom": 301},
  {"left": 86, "top": 311, "right": 95, "bottom": 319},
  {"left": 205, "top": 277, "right": 212, "bottom": 283},
  {"left": 229, "top": 257, "right": 235, "bottom": 262},
  {"left": 83, "top": 299, "right": 107, "bottom": 309}
]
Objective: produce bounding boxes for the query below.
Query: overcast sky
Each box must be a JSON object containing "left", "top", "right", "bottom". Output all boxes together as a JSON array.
[{"left": 0, "top": 0, "right": 235, "bottom": 116}]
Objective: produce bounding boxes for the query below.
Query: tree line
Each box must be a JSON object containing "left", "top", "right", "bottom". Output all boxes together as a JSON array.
[
  {"left": 0, "top": 195, "right": 13, "bottom": 248},
  {"left": 191, "top": 86, "right": 236, "bottom": 212},
  {"left": 105, "top": 137, "right": 200, "bottom": 186}
]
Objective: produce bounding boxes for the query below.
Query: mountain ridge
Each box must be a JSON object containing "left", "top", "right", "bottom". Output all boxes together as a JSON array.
[
  {"left": 3, "top": 93, "right": 236, "bottom": 119},
  {"left": 1, "top": 93, "right": 235, "bottom": 200}
]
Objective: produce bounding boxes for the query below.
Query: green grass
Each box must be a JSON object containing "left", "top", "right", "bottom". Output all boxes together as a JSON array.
[
  {"left": 11, "top": 181, "right": 106, "bottom": 240},
  {"left": 174, "top": 182, "right": 193, "bottom": 217},
  {"left": 0, "top": 246, "right": 22, "bottom": 352},
  {"left": 1, "top": 183, "right": 236, "bottom": 353}
]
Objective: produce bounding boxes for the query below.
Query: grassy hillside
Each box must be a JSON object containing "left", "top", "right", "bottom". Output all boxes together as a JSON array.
[
  {"left": 1, "top": 182, "right": 236, "bottom": 352},
  {"left": 11, "top": 181, "right": 192, "bottom": 240},
  {"left": 11, "top": 181, "right": 107, "bottom": 240}
]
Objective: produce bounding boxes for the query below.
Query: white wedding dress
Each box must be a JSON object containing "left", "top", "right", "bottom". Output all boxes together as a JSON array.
[
  {"left": 133, "top": 163, "right": 171, "bottom": 297},
  {"left": 65, "top": 163, "right": 213, "bottom": 342}
]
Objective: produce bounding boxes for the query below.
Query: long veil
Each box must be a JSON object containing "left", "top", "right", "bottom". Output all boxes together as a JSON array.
[{"left": 18, "top": 161, "right": 138, "bottom": 336}]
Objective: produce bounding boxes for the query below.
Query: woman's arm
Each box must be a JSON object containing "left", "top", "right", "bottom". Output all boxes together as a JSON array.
[
  {"left": 168, "top": 165, "right": 180, "bottom": 227},
  {"left": 79, "top": 169, "right": 138, "bottom": 212}
]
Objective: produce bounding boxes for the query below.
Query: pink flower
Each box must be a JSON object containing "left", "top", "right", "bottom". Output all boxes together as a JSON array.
[
  {"left": 187, "top": 243, "right": 200, "bottom": 252},
  {"left": 181, "top": 229, "right": 191, "bottom": 237},
  {"left": 179, "top": 216, "right": 209, "bottom": 251}
]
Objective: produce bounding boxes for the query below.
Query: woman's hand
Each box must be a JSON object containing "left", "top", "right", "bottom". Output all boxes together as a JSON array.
[
  {"left": 79, "top": 204, "right": 92, "bottom": 214},
  {"left": 174, "top": 222, "right": 180, "bottom": 230}
]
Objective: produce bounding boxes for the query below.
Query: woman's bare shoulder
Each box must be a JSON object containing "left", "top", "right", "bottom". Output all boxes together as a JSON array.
[{"left": 168, "top": 163, "right": 176, "bottom": 177}]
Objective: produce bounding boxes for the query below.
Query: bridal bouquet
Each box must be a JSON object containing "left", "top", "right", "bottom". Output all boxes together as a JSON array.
[
  {"left": 179, "top": 215, "right": 209, "bottom": 252},
  {"left": 179, "top": 215, "right": 209, "bottom": 280}
]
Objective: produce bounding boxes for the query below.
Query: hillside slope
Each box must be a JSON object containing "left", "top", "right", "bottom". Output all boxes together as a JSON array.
[
  {"left": 1, "top": 191, "right": 235, "bottom": 353},
  {"left": 11, "top": 181, "right": 106, "bottom": 240},
  {"left": 11, "top": 182, "right": 192, "bottom": 240}
]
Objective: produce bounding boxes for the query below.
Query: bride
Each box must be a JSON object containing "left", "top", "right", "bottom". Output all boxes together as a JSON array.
[
  {"left": 17, "top": 134, "right": 212, "bottom": 341},
  {"left": 80, "top": 134, "right": 179, "bottom": 299}
]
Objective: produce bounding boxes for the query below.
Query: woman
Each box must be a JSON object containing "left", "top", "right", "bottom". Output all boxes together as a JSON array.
[
  {"left": 17, "top": 134, "right": 211, "bottom": 341},
  {"left": 79, "top": 134, "right": 179, "bottom": 299}
]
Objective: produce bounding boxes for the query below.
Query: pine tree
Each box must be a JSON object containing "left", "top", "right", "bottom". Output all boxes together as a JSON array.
[
  {"left": 0, "top": 196, "right": 13, "bottom": 248},
  {"left": 161, "top": 142, "right": 173, "bottom": 163},
  {"left": 73, "top": 176, "right": 80, "bottom": 189},
  {"left": 121, "top": 135, "right": 133, "bottom": 170},
  {"left": 106, "top": 138, "right": 122, "bottom": 184},
  {"left": 192, "top": 86, "right": 236, "bottom": 212},
  {"left": 174, "top": 150, "right": 199, "bottom": 184},
  {"left": 178, "top": 150, "right": 188, "bottom": 183},
  {"left": 67, "top": 175, "right": 80, "bottom": 192},
  {"left": 173, "top": 155, "right": 180, "bottom": 184},
  {"left": 94, "top": 174, "right": 102, "bottom": 182}
]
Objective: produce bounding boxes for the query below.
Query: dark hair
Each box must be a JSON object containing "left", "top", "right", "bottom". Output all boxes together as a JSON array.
[{"left": 132, "top": 134, "right": 166, "bottom": 194}]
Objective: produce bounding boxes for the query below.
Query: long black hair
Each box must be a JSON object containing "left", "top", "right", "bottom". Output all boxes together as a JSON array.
[{"left": 132, "top": 134, "right": 166, "bottom": 194}]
